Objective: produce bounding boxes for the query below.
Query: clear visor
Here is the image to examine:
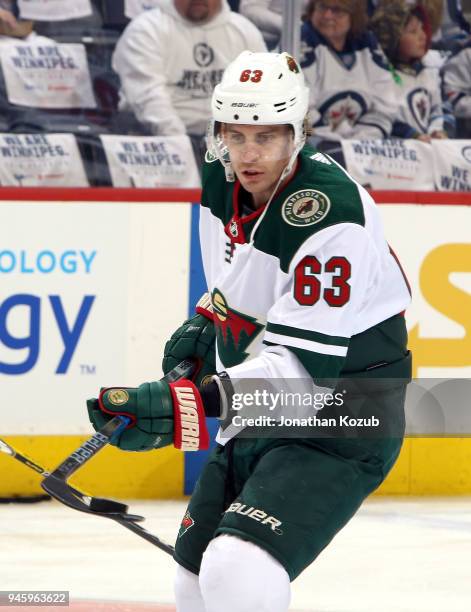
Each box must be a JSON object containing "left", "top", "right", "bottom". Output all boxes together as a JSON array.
[{"left": 215, "top": 123, "right": 295, "bottom": 163}]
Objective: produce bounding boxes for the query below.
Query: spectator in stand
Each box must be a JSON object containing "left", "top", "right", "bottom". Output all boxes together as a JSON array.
[
  {"left": 239, "top": 0, "right": 283, "bottom": 49},
  {"left": 0, "top": 3, "right": 53, "bottom": 129},
  {"left": 125, "top": 0, "right": 163, "bottom": 20},
  {"left": 300, "top": 0, "right": 397, "bottom": 157},
  {"left": 112, "top": 0, "right": 267, "bottom": 162},
  {"left": 371, "top": 0, "right": 450, "bottom": 141},
  {"left": 418, "top": 0, "right": 471, "bottom": 51},
  {"left": 0, "top": 1, "right": 33, "bottom": 39},
  {"left": 442, "top": 39, "right": 471, "bottom": 134},
  {"left": 369, "top": 1, "right": 442, "bottom": 28},
  {"left": 369, "top": 0, "right": 471, "bottom": 52},
  {"left": 434, "top": 0, "right": 471, "bottom": 51},
  {"left": 239, "top": 1, "right": 308, "bottom": 50},
  {"left": 0, "top": 7, "right": 17, "bottom": 30}
]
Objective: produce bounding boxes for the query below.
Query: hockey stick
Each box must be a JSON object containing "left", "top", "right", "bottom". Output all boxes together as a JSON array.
[
  {"left": 0, "top": 435, "right": 173, "bottom": 554},
  {"left": 40, "top": 358, "right": 196, "bottom": 556},
  {"left": 0, "top": 437, "right": 135, "bottom": 517}
]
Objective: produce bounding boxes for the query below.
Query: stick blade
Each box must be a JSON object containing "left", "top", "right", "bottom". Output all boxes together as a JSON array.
[{"left": 42, "top": 475, "right": 144, "bottom": 522}]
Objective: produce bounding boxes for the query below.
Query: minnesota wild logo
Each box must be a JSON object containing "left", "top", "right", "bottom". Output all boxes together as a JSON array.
[
  {"left": 212, "top": 289, "right": 263, "bottom": 367},
  {"left": 282, "top": 189, "right": 330, "bottom": 227},
  {"left": 286, "top": 54, "right": 300, "bottom": 73},
  {"left": 178, "top": 511, "right": 195, "bottom": 538}
]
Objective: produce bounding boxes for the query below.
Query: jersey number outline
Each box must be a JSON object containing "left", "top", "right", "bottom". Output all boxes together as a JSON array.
[
  {"left": 240, "top": 69, "right": 263, "bottom": 83},
  {"left": 294, "top": 255, "right": 351, "bottom": 307}
]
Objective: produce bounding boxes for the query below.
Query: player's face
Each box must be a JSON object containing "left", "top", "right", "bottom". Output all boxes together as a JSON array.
[
  {"left": 311, "top": 1, "right": 352, "bottom": 50},
  {"left": 222, "top": 124, "right": 294, "bottom": 207},
  {"left": 398, "top": 16, "right": 427, "bottom": 62},
  {"left": 174, "top": 0, "right": 221, "bottom": 23}
]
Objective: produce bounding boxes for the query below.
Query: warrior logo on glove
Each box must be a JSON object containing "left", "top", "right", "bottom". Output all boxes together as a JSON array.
[
  {"left": 87, "top": 379, "right": 209, "bottom": 453},
  {"left": 171, "top": 383, "right": 208, "bottom": 451}
]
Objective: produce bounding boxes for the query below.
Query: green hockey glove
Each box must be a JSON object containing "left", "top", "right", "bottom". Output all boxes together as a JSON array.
[
  {"left": 86, "top": 379, "right": 209, "bottom": 452},
  {"left": 162, "top": 293, "right": 216, "bottom": 387}
]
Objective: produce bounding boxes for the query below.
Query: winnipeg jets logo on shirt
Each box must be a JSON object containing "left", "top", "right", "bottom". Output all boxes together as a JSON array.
[
  {"left": 328, "top": 99, "right": 360, "bottom": 129},
  {"left": 193, "top": 43, "right": 214, "bottom": 67},
  {"left": 211, "top": 289, "right": 263, "bottom": 367},
  {"left": 326, "top": 97, "right": 361, "bottom": 129},
  {"left": 177, "top": 43, "right": 221, "bottom": 97},
  {"left": 282, "top": 189, "right": 331, "bottom": 227},
  {"left": 319, "top": 92, "right": 367, "bottom": 131},
  {"left": 408, "top": 87, "right": 431, "bottom": 132}
]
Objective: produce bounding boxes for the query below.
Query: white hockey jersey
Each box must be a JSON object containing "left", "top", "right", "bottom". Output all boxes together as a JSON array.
[
  {"left": 112, "top": 0, "right": 267, "bottom": 137},
  {"left": 300, "top": 24, "right": 397, "bottom": 141},
  {"left": 442, "top": 42, "right": 471, "bottom": 119},
  {"left": 200, "top": 146, "right": 411, "bottom": 396},
  {"left": 391, "top": 52, "right": 448, "bottom": 137}
]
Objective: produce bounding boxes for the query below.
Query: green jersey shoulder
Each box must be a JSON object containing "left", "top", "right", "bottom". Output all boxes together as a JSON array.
[
  {"left": 201, "top": 145, "right": 366, "bottom": 272},
  {"left": 201, "top": 150, "right": 229, "bottom": 217},
  {"left": 255, "top": 146, "right": 365, "bottom": 272}
]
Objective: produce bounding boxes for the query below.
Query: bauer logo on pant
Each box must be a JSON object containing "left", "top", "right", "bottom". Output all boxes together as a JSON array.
[
  {"left": 282, "top": 189, "right": 331, "bottom": 227},
  {"left": 225, "top": 502, "right": 283, "bottom": 535}
]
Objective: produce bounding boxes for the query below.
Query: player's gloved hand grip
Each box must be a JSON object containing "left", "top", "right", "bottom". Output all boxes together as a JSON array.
[
  {"left": 162, "top": 294, "right": 216, "bottom": 387},
  {"left": 87, "top": 359, "right": 209, "bottom": 452}
]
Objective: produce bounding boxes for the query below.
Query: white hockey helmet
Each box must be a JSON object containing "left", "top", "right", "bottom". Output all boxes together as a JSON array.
[{"left": 208, "top": 51, "right": 309, "bottom": 181}]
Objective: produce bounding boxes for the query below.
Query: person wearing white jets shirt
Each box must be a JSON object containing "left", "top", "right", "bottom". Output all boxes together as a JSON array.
[
  {"left": 442, "top": 38, "right": 471, "bottom": 126},
  {"left": 300, "top": 0, "right": 398, "bottom": 148},
  {"left": 371, "top": 0, "right": 451, "bottom": 140},
  {"left": 112, "top": 0, "right": 266, "bottom": 160},
  {"left": 88, "top": 51, "right": 412, "bottom": 611}
]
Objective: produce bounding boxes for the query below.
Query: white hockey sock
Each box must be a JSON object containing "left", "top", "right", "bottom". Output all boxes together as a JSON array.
[
  {"left": 199, "top": 534, "right": 291, "bottom": 612},
  {"left": 174, "top": 564, "right": 206, "bottom": 612}
]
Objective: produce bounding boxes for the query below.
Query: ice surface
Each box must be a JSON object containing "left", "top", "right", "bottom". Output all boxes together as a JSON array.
[{"left": 1, "top": 498, "right": 470, "bottom": 611}]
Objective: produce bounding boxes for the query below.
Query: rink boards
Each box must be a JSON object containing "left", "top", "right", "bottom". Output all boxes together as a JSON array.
[{"left": 0, "top": 188, "right": 470, "bottom": 497}]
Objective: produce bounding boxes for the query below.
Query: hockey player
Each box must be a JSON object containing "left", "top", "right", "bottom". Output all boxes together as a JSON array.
[
  {"left": 87, "top": 51, "right": 412, "bottom": 611},
  {"left": 370, "top": 0, "right": 451, "bottom": 140}
]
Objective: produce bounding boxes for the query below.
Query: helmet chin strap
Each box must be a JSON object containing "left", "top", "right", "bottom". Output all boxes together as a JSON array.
[
  {"left": 224, "top": 163, "right": 235, "bottom": 182},
  {"left": 281, "top": 138, "right": 304, "bottom": 181}
]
